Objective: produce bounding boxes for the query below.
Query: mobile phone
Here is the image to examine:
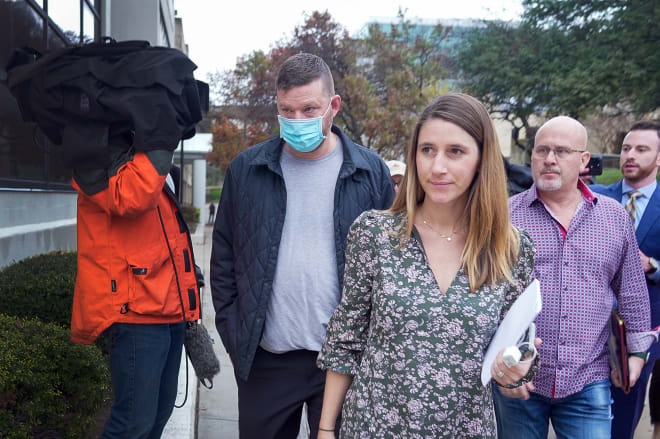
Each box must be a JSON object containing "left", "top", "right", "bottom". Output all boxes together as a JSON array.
[
  {"left": 527, "top": 323, "right": 535, "bottom": 345},
  {"left": 517, "top": 323, "right": 537, "bottom": 361},
  {"left": 586, "top": 156, "right": 603, "bottom": 176},
  {"left": 517, "top": 323, "right": 535, "bottom": 346}
]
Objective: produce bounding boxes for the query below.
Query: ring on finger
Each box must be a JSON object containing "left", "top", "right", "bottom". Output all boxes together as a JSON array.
[{"left": 496, "top": 370, "right": 504, "bottom": 378}]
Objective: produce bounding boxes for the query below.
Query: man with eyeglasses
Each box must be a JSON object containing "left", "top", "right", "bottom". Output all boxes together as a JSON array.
[
  {"left": 493, "top": 116, "right": 655, "bottom": 438},
  {"left": 591, "top": 120, "right": 660, "bottom": 439}
]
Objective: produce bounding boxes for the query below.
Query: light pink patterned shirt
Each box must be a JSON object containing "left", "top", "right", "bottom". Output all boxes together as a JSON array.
[{"left": 509, "top": 181, "right": 652, "bottom": 399}]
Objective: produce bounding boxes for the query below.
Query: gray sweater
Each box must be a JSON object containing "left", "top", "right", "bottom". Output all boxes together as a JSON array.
[{"left": 260, "top": 142, "right": 344, "bottom": 353}]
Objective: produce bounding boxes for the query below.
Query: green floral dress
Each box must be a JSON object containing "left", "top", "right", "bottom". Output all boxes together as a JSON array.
[{"left": 318, "top": 210, "right": 535, "bottom": 439}]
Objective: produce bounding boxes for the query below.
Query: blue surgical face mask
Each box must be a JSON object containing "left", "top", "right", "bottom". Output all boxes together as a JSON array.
[{"left": 278, "top": 100, "right": 332, "bottom": 153}]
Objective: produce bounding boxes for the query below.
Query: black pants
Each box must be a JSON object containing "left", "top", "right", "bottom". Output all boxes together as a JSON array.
[
  {"left": 236, "top": 347, "right": 340, "bottom": 439},
  {"left": 650, "top": 360, "right": 660, "bottom": 424}
]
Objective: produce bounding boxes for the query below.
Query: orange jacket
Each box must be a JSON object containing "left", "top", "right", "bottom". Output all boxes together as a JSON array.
[{"left": 71, "top": 150, "right": 200, "bottom": 344}]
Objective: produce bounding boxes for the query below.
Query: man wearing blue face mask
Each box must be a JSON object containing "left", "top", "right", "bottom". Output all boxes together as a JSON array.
[{"left": 210, "top": 53, "right": 395, "bottom": 439}]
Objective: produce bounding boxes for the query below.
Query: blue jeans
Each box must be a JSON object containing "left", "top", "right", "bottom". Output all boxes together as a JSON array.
[
  {"left": 102, "top": 322, "right": 185, "bottom": 439},
  {"left": 492, "top": 379, "right": 612, "bottom": 439}
]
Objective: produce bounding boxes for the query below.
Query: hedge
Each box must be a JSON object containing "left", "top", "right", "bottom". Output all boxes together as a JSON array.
[
  {"left": 181, "top": 204, "right": 200, "bottom": 230},
  {"left": 0, "top": 251, "right": 77, "bottom": 328},
  {"left": 0, "top": 315, "right": 110, "bottom": 438}
]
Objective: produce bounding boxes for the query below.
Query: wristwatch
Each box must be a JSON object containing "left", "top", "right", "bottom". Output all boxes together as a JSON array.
[
  {"left": 648, "top": 257, "right": 659, "bottom": 274},
  {"left": 630, "top": 352, "right": 650, "bottom": 364}
]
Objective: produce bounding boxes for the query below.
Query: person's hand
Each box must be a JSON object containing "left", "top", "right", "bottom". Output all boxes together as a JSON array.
[
  {"left": 611, "top": 365, "right": 623, "bottom": 389},
  {"left": 491, "top": 338, "right": 542, "bottom": 399},
  {"left": 491, "top": 351, "right": 530, "bottom": 386},
  {"left": 498, "top": 381, "right": 536, "bottom": 400},
  {"left": 610, "top": 355, "right": 645, "bottom": 390},
  {"left": 628, "top": 355, "right": 646, "bottom": 387},
  {"left": 640, "top": 250, "right": 653, "bottom": 273},
  {"left": 318, "top": 430, "right": 335, "bottom": 439}
]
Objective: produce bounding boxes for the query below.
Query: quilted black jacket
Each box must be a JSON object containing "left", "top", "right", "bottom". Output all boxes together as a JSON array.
[{"left": 210, "top": 125, "right": 395, "bottom": 380}]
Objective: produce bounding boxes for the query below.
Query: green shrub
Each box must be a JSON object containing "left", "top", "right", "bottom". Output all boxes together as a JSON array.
[
  {"left": 0, "top": 314, "right": 110, "bottom": 438},
  {"left": 0, "top": 251, "right": 77, "bottom": 328},
  {"left": 208, "top": 187, "right": 222, "bottom": 202},
  {"left": 181, "top": 204, "right": 200, "bottom": 230},
  {"left": 0, "top": 251, "right": 111, "bottom": 355}
]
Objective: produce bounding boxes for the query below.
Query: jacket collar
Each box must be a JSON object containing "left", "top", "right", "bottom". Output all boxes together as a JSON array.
[
  {"left": 248, "top": 125, "right": 371, "bottom": 177},
  {"left": 594, "top": 179, "right": 660, "bottom": 246},
  {"left": 634, "top": 182, "right": 660, "bottom": 245},
  {"left": 610, "top": 180, "right": 624, "bottom": 199}
]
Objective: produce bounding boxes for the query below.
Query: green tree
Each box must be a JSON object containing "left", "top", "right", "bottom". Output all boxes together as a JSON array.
[
  {"left": 458, "top": 0, "right": 660, "bottom": 155},
  {"left": 289, "top": 11, "right": 355, "bottom": 84},
  {"left": 523, "top": 0, "right": 660, "bottom": 115},
  {"left": 219, "top": 49, "right": 284, "bottom": 132},
  {"left": 355, "top": 12, "right": 450, "bottom": 157},
  {"left": 206, "top": 116, "right": 269, "bottom": 173},
  {"left": 206, "top": 48, "right": 286, "bottom": 169},
  {"left": 207, "top": 10, "right": 451, "bottom": 163},
  {"left": 457, "top": 21, "right": 573, "bottom": 154}
]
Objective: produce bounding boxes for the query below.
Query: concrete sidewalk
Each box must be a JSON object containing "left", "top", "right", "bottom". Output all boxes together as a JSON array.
[
  {"left": 165, "top": 222, "right": 308, "bottom": 439},
  {"left": 194, "top": 222, "right": 239, "bottom": 437},
  {"left": 160, "top": 223, "right": 205, "bottom": 439},
  {"left": 164, "top": 223, "right": 656, "bottom": 439},
  {"left": 162, "top": 221, "right": 238, "bottom": 438}
]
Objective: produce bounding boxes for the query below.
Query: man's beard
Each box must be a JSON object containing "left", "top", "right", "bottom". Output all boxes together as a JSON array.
[
  {"left": 536, "top": 168, "right": 562, "bottom": 191},
  {"left": 621, "top": 161, "right": 655, "bottom": 183}
]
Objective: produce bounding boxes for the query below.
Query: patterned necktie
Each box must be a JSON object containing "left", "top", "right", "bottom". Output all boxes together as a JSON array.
[{"left": 625, "top": 190, "right": 642, "bottom": 228}]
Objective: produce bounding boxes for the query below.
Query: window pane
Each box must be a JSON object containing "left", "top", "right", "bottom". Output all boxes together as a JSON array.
[
  {"left": 82, "top": 3, "right": 95, "bottom": 43},
  {"left": 48, "top": 0, "right": 81, "bottom": 44},
  {"left": 0, "top": 3, "right": 73, "bottom": 187},
  {"left": 0, "top": 86, "right": 72, "bottom": 186},
  {"left": 0, "top": 91, "right": 47, "bottom": 181},
  {"left": 47, "top": 25, "right": 71, "bottom": 50},
  {"left": 0, "top": 1, "right": 45, "bottom": 70},
  {"left": 0, "top": 2, "right": 47, "bottom": 183}
]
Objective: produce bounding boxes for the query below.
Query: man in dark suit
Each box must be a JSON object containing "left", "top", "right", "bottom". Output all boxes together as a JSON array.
[{"left": 591, "top": 120, "right": 660, "bottom": 439}]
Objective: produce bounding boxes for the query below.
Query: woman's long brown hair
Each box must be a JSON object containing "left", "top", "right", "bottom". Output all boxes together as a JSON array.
[{"left": 389, "top": 93, "right": 519, "bottom": 291}]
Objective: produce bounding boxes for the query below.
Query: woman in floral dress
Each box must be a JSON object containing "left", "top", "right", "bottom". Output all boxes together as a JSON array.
[{"left": 316, "top": 93, "right": 538, "bottom": 439}]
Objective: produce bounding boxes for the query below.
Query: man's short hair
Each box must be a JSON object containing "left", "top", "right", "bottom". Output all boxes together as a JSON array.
[
  {"left": 276, "top": 53, "right": 335, "bottom": 96},
  {"left": 630, "top": 120, "right": 660, "bottom": 149}
]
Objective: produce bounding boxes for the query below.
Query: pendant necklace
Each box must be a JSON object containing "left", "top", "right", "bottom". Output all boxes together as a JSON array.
[{"left": 422, "top": 217, "right": 460, "bottom": 242}]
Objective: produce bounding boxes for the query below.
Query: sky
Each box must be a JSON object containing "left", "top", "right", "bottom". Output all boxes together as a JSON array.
[{"left": 173, "top": 0, "right": 523, "bottom": 82}]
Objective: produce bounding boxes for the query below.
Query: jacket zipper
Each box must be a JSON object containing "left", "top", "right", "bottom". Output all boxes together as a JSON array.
[
  {"left": 157, "top": 205, "right": 187, "bottom": 320},
  {"left": 163, "top": 184, "right": 202, "bottom": 320}
]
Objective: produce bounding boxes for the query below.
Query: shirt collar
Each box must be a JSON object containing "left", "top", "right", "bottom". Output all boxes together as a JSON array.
[
  {"left": 621, "top": 180, "right": 657, "bottom": 199},
  {"left": 577, "top": 178, "right": 596, "bottom": 203},
  {"left": 526, "top": 179, "right": 596, "bottom": 206}
]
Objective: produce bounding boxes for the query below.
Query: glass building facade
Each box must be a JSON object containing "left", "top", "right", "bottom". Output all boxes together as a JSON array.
[{"left": 0, "top": 0, "right": 101, "bottom": 190}]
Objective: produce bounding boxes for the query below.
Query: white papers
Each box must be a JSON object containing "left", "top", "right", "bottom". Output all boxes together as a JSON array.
[{"left": 481, "top": 279, "right": 542, "bottom": 386}]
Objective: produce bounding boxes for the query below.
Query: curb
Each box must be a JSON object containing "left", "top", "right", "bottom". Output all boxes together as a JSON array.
[
  {"left": 163, "top": 223, "right": 204, "bottom": 438},
  {"left": 191, "top": 223, "right": 205, "bottom": 246}
]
